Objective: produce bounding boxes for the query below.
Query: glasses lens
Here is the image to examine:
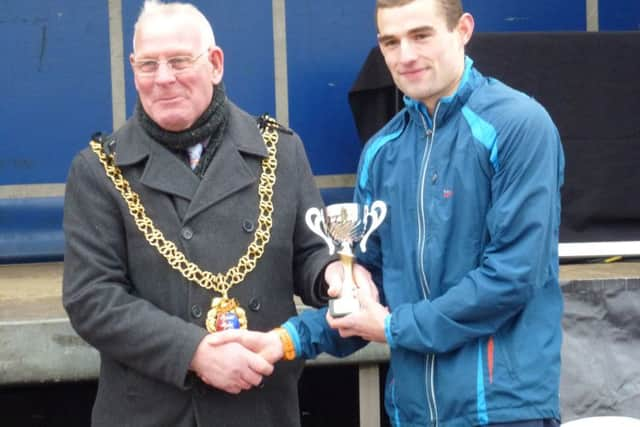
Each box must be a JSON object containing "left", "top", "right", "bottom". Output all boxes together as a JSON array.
[
  {"left": 137, "top": 60, "right": 158, "bottom": 74},
  {"left": 168, "top": 56, "right": 193, "bottom": 71}
]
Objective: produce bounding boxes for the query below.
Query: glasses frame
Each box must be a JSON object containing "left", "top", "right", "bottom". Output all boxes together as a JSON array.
[{"left": 131, "top": 51, "right": 208, "bottom": 77}]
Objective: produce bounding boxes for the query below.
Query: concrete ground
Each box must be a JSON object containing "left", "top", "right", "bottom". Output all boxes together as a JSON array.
[{"left": 3, "top": 260, "right": 640, "bottom": 323}]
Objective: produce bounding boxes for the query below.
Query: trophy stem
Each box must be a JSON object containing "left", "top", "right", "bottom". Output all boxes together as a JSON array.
[
  {"left": 328, "top": 254, "right": 360, "bottom": 318},
  {"left": 339, "top": 254, "right": 355, "bottom": 298}
]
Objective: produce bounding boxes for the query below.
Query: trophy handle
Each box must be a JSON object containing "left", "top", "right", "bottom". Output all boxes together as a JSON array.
[
  {"left": 359, "top": 200, "right": 387, "bottom": 253},
  {"left": 305, "top": 207, "right": 336, "bottom": 254}
]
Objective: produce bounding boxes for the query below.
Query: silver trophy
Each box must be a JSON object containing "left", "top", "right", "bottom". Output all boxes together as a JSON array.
[{"left": 305, "top": 201, "right": 387, "bottom": 317}]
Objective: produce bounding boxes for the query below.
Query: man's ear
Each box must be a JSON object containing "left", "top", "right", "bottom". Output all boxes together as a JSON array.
[
  {"left": 129, "top": 53, "right": 140, "bottom": 91},
  {"left": 209, "top": 47, "right": 224, "bottom": 85},
  {"left": 457, "top": 13, "right": 475, "bottom": 46}
]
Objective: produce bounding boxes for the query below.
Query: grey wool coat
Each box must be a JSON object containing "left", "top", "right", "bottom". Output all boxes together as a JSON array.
[{"left": 62, "top": 102, "right": 333, "bottom": 427}]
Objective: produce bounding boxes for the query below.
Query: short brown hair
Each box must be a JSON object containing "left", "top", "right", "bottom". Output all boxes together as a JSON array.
[{"left": 376, "top": 0, "right": 463, "bottom": 31}]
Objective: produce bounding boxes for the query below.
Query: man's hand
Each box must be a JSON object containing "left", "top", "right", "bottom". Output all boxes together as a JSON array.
[
  {"left": 326, "top": 275, "right": 389, "bottom": 343},
  {"left": 324, "top": 260, "right": 379, "bottom": 301},
  {"left": 207, "top": 329, "right": 284, "bottom": 364},
  {"left": 189, "top": 334, "right": 274, "bottom": 394}
]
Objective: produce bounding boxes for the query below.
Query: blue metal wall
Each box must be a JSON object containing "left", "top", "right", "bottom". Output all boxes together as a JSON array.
[
  {"left": 467, "top": 0, "right": 586, "bottom": 31},
  {"left": 0, "top": 0, "right": 112, "bottom": 185},
  {"left": 1, "top": 1, "right": 639, "bottom": 186},
  {"left": 600, "top": 0, "right": 640, "bottom": 30},
  {"left": 286, "top": 1, "right": 375, "bottom": 175}
]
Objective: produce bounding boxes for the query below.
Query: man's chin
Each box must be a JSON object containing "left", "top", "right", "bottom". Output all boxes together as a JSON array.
[
  {"left": 154, "top": 116, "right": 192, "bottom": 132},
  {"left": 400, "top": 88, "right": 428, "bottom": 102}
]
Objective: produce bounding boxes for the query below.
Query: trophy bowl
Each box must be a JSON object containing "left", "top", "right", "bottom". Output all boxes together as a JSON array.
[{"left": 305, "top": 201, "right": 386, "bottom": 317}]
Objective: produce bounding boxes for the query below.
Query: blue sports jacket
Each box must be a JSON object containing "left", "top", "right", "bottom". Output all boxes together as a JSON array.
[{"left": 286, "top": 58, "right": 565, "bottom": 426}]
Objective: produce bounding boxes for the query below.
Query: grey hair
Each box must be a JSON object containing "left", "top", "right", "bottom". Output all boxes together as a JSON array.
[{"left": 133, "top": 0, "right": 216, "bottom": 52}]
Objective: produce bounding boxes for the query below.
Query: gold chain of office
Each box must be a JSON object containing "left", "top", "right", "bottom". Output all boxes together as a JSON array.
[{"left": 89, "top": 118, "right": 279, "bottom": 303}]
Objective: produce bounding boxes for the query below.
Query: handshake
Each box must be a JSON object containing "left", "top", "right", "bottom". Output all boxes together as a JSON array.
[{"left": 189, "top": 261, "right": 388, "bottom": 394}]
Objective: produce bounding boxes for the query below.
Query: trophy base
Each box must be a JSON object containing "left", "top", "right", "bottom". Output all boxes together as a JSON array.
[{"left": 329, "top": 297, "right": 360, "bottom": 318}]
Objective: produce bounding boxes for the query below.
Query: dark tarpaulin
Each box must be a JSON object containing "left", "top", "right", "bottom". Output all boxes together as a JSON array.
[{"left": 560, "top": 278, "right": 640, "bottom": 421}]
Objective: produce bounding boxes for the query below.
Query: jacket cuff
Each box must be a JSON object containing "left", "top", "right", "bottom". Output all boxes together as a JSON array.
[
  {"left": 282, "top": 321, "right": 302, "bottom": 358},
  {"left": 180, "top": 325, "right": 209, "bottom": 389},
  {"left": 384, "top": 313, "right": 396, "bottom": 348}
]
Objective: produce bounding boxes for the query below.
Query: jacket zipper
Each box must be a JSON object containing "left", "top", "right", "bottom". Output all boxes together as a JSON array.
[
  {"left": 416, "top": 103, "right": 441, "bottom": 426},
  {"left": 416, "top": 110, "right": 434, "bottom": 298}
]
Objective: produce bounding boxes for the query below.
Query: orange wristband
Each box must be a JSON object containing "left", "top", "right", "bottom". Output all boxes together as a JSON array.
[{"left": 273, "top": 327, "right": 296, "bottom": 360}]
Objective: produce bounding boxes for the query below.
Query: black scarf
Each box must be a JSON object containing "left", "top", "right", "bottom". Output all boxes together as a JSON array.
[{"left": 136, "top": 83, "right": 229, "bottom": 177}]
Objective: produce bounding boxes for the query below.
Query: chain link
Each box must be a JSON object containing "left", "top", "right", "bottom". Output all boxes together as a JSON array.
[{"left": 90, "top": 118, "right": 279, "bottom": 298}]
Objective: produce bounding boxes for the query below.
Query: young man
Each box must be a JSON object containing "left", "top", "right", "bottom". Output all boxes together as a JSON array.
[
  {"left": 62, "top": 1, "right": 351, "bottom": 426},
  {"left": 216, "top": 1, "right": 565, "bottom": 426}
]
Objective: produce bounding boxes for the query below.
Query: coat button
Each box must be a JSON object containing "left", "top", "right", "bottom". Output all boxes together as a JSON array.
[
  {"left": 181, "top": 227, "right": 194, "bottom": 240},
  {"left": 242, "top": 220, "right": 255, "bottom": 233},
  {"left": 248, "top": 297, "right": 261, "bottom": 312},
  {"left": 190, "top": 304, "right": 203, "bottom": 319},
  {"left": 431, "top": 173, "right": 438, "bottom": 184}
]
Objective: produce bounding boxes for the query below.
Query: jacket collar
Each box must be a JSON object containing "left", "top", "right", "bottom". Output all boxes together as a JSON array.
[
  {"left": 111, "top": 101, "right": 268, "bottom": 222},
  {"left": 404, "top": 56, "right": 480, "bottom": 129}
]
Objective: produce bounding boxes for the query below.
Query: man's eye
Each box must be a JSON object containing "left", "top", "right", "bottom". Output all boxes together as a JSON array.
[
  {"left": 138, "top": 61, "right": 158, "bottom": 72},
  {"left": 382, "top": 40, "right": 398, "bottom": 48},
  {"left": 169, "top": 57, "right": 192, "bottom": 69}
]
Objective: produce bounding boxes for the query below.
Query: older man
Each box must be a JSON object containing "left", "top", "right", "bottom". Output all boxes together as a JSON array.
[{"left": 62, "top": 1, "right": 355, "bottom": 426}]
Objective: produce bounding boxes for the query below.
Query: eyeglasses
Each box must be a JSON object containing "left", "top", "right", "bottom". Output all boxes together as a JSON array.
[{"left": 132, "top": 52, "right": 206, "bottom": 76}]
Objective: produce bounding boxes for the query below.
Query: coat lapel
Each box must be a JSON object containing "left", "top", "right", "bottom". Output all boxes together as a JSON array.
[
  {"left": 183, "top": 102, "right": 269, "bottom": 222},
  {"left": 112, "top": 103, "right": 269, "bottom": 223},
  {"left": 115, "top": 122, "right": 200, "bottom": 202}
]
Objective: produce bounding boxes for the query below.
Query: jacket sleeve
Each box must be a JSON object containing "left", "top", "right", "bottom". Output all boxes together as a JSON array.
[
  {"left": 290, "top": 132, "right": 338, "bottom": 307},
  {"left": 62, "top": 151, "right": 207, "bottom": 389},
  {"left": 385, "top": 105, "right": 564, "bottom": 353},
  {"left": 284, "top": 307, "right": 369, "bottom": 359}
]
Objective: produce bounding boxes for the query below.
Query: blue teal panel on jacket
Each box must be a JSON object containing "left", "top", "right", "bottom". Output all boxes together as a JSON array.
[
  {"left": 384, "top": 313, "right": 396, "bottom": 348},
  {"left": 461, "top": 106, "right": 499, "bottom": 172},
  {"left": 391, "top": 381, "right": 401, "bottom": 427},
  {"left": 476, "top": 340, "right": 489, "bottom": 425},
  {"left": 358, "top": 127, "right": 404, "bottom": 204}
]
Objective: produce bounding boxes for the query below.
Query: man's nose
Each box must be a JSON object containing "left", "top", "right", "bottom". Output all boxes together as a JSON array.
[
  {"left": 399, "top": 39, "right": 418, "bottom": 62},
  {"left": 154, "top": 62, "right": 177, "bottom": 83}
]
